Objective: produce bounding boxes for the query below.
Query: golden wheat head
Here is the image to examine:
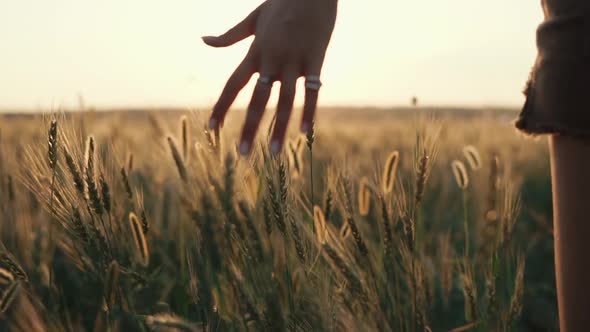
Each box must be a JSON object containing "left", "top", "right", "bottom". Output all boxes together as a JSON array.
[
  {"left": 313, "top": 205, "right": 328, "bottom": 244},
  {"left": 463, "top": 145, "right": 482, "bottom": 171},
  {"left": 382, "top": 151, "right": 400, "bottom": 194},
  {"left": 358, "top": 177, "right": 371, "bottom": 216},
  {"left": 451, "top": 160, "right": 469, "bottom": 190}
]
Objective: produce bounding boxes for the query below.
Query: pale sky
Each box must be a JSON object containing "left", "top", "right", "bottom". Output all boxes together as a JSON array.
[{"left": 0, "top": 1, "right": 543, "bottom": 110}]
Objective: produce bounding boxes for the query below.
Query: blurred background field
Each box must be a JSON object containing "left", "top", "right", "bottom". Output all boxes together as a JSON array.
[{"left": 0, "top": 107, "right": 556, "bottom": 331}]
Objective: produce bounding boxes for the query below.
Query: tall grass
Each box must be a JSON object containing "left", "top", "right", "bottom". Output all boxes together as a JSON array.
[{"left": 0, "top": 109, "right": 554, "bottom": 331}]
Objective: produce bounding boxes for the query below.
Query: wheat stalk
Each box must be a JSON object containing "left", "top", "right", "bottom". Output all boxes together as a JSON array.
[
  {"left": 129, "top": 212, "right": 149, "bottom": 267},
  {"left": 167, "top": 137, "right": 188, "bottom": 182}
]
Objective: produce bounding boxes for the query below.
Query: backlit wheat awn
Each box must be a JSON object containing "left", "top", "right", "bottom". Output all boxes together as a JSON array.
[{"left": 129, "top": 212, "right": 149, "bottom": 267}]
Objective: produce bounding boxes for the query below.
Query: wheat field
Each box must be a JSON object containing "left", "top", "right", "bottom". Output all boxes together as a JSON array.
[{"left": 0, "top": 107, "right": 556, "bottom": 331}]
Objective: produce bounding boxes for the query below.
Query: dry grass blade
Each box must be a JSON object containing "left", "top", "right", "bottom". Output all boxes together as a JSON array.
[
  {"left": 382, "top": 151, "right": 400, "bottom": 194},
  {"left": 129, "top": 212, "right": 149, "bottom": 267}
]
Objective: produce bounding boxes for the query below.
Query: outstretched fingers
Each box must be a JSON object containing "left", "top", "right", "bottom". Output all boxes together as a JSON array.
[
  {"left": 270, "top": 71, "right": 298, "bottom": 154},
  {"left": 209, "top": 56, "right": 256, "bottom": 130},
  {"left": 301, "top": 88, "right": 319, "bottom": 134},
  {"left": 238, "top": 74, "right": 275, "bottom": 155}
]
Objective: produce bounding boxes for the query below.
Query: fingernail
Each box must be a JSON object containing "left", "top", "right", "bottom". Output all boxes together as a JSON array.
[
  {"left": 301, "top": 123, "right": 309, "bottom": 133},
  {"left": 208, "top": 118, "right": 217, "bottom": 130},
  {"left": 239, "top": 141, "right": 250, "bottom": 155},
  {"left": 270, "top": 140, "right": 281, "bottom": 155}
]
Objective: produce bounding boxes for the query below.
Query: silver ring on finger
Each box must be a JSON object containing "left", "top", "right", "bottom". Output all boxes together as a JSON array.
[
  {"left": 257, "top": 75, "right": 274, "bottom": 87},
  {"left": 305, "top": 75, "right": 322, "bottom": 91}
]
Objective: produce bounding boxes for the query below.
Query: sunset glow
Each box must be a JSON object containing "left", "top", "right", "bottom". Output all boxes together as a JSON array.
[{"left": 0, "top": 0, "right": 543, "bottom": 110}]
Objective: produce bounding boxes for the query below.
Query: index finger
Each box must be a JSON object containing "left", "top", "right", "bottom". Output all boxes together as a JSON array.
[{"left": 209, "top": 55, "right": 257, "bottom": 130}]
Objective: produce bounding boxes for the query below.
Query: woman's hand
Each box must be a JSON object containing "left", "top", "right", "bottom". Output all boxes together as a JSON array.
[{"left": 203, "top": 0, "right": 338, "bottom": 155}]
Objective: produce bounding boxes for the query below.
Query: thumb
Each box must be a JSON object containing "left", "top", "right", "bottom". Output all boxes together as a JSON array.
[{"left": 202, "top": 4, "right": 264, "bottom": 48}]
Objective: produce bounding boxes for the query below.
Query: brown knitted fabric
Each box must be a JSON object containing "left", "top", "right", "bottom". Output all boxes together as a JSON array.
[{"left": 515, "top": 1, "right": 590, "bottom": 138}]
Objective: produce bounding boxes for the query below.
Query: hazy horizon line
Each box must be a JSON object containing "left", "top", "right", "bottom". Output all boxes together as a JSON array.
[{"left": 0, "top": 102, "right": 522, "bottom": 114}]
